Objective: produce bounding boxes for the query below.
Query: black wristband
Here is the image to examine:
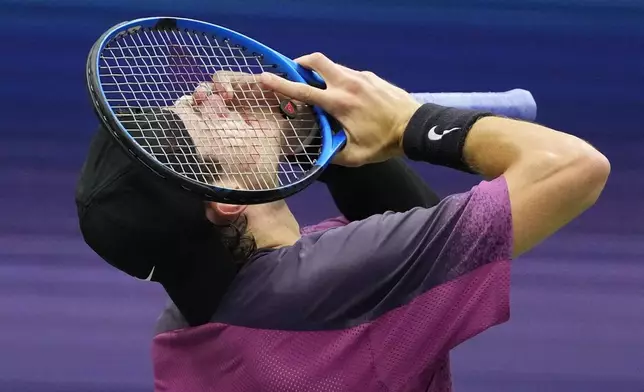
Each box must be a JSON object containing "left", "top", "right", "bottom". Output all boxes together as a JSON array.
[{"left": 402, "top": 103, "right": 493, "bottom": 173}]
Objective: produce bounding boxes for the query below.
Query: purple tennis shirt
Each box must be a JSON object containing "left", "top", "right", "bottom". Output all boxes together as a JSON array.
[{"left": 152, "top": 177, "right": 513, "bottom": 392}]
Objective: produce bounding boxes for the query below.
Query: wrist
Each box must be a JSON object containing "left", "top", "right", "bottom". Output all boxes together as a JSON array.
[
  {"left": 394, "top": 102, "right": 423, "bottom": 155},
  {"left": 401, "top": 103, "right": 493, "bottom": 173}
]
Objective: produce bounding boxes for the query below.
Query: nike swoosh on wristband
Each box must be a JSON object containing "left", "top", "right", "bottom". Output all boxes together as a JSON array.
[{"left": 427, "top": 126, "right": 460, "bottom": 141}]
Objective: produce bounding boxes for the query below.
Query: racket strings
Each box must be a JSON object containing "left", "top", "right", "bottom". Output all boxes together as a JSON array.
[{"left": 99, "top": 27, "right": 322, "bottom": 191}]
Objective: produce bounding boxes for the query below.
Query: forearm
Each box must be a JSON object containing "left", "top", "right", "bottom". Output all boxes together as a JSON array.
[
  {"left": 463, "top": 116, "right": 603, "bottom": 182},
  {"left": 463, "top": 116, "right": 610, "bottom": 255},
  {"left": 259, "top": 54, "right": 609, "bottom": 256},
  {"left": 400, "top": 104, "right": 609, "bottom": 257}
]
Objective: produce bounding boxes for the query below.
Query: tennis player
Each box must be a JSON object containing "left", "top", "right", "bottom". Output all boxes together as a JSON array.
[{"left": 76, "top": 53, "right": 609, "bottom": 391}]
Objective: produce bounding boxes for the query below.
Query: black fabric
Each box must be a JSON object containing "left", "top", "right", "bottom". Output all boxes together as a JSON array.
[
  {"left": 318, "top": 159, "right": 441, "bottom": 221},
  {"left": 402, "top": 103, "right": 493, "bottom": 173},
  {"left": 117, "top": 108, "right": 222, "bottom": 182},
  {"left": 76, "top": 126, "right": 238, "bottom": 326}
]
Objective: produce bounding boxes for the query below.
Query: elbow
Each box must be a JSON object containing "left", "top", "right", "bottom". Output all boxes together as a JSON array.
[
  {"left": 533, "top": 139, "right": 610, "bottom": 209},
  {"left": 582, "top": 149, "right": 610, "bottom": 204},
  {"left": 569, "top": 145, "right": 610, "bottom": 209},
  {"left": 585, "top": 148, "right": 611, "bottom": 182}
]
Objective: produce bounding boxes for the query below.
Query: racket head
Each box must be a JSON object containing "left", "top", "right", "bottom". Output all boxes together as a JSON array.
[{"left": 86, "top": 17, "right": 346, "bottom": 204}]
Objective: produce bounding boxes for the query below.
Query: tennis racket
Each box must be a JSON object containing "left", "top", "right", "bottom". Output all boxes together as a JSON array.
[{"left": 86, "top": 16, "right": 537, "bottom": 204}]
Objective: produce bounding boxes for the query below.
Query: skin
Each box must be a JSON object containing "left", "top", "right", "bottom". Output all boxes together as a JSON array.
[
  {"left": 169, "top": 71, "right": 319, "bottom": 189},
  {"left": 167, "top": 71, "right": 305, "bottom": 249},
  {"left": 174, "top": 53, "right": 610, "bottom": 257},
  {"left": 259, "top": 53, "right": 610, "bottom": 257}
]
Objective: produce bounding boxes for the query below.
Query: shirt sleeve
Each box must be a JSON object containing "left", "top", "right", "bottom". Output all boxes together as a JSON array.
[
  {"left": 364, "top": 177, "right": 513, "bottom": 386},
  {"left": 300, "top": 216, "right": 350, "bottom": 235},
  {"left": 194, "top": 176, "right": 513, "bottom": 389},
  {"left": 216, "top": 177, "right": 512, "bottom": 336}
]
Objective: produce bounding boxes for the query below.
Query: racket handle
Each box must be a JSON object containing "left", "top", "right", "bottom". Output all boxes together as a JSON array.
[
  {"left": 411, "top": 89, "right": 537, "bottom": 121},
  {"left": 286, "top": 55, "right": 536, "bottom": 121}
]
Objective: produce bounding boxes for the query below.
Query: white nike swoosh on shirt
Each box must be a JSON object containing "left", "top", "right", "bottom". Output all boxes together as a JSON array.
[
  {"left": 143, "top": 266, "right": 155, "bottom": 281},
  {"left": 427, "top": 126, "right": 461, "bottom": 141}
]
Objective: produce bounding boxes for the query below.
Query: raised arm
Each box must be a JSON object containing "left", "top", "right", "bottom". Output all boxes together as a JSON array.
[
  {"left": 459, "top": 117, "right": 609, "bottom": 256},
  {"left": 260, "top": 53, "right": 610, "bottom": 257}
]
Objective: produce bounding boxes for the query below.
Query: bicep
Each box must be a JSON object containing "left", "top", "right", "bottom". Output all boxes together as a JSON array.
[
  {"left": 466, "top": 118, "right": 610, "bottom": 258},
  {"left": 504, "top": 148, "right": 610, "bottom": 257}
]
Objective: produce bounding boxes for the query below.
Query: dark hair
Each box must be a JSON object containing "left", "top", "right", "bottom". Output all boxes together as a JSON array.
[
  {"left": 121, "top": 107, "right": 257, "bottom": 264},
  {"left": 213, "top": 215, "right": 257, "bottom": 263}
]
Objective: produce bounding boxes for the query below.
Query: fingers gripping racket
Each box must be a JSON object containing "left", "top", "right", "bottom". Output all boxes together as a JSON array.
[{"left": 86, "top": 17, "right": 537, "bottom": 205}]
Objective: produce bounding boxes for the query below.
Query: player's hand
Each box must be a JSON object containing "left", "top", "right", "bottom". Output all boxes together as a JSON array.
[{"left": 259, "top": 53, "right": 421, "bottom": 167}]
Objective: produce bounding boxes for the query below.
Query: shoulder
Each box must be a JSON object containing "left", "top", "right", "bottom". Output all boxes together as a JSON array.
[
  {"left": 212, "top": 178, "right": 511, "bottom": 329},
  {"left": 153, "top": 177, "right": 512, "bottom": 334}
]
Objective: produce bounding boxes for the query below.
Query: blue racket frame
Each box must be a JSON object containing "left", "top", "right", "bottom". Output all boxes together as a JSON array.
[
  {"left": 87, "top": 16, "right": 347, "bottom": 204},
  {"left": 87, "top": 16, "right": 538, "bottom": 204}
]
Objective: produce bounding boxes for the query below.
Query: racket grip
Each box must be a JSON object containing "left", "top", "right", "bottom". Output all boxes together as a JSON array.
[{"left": 411, "top": 89, "right": 537, "bottom": 121}]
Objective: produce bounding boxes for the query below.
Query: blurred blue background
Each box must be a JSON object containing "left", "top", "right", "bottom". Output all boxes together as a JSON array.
[{"left": 0, "top": 1, "right": 643, "bottom": 391}]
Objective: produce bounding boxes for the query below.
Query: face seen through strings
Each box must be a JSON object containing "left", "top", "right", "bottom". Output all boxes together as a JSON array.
[{"left": 167, "top": 71, "right": 317, "bottom": 192}]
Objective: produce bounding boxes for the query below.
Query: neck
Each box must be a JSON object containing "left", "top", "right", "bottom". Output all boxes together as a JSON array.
[{"left": 246, "top": 200, "right": 301, "bottom": 249}]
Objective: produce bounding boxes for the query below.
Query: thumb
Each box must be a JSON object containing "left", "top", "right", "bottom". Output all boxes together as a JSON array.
[{"left": 259, "top": 72, "right": 328, "bottom": 107}]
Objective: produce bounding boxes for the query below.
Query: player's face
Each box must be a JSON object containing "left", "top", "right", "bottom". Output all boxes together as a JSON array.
[
  {"left": 170, "top": 72, "right": 319, "bottom": 191},
  {"left": 169, "top": 80, "right": 283, "bottom": 190}
]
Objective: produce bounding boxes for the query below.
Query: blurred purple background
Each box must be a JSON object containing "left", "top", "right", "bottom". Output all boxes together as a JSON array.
[{"left": 0, "top": 1, "right": 642, "bottom": 391}]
